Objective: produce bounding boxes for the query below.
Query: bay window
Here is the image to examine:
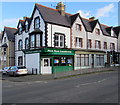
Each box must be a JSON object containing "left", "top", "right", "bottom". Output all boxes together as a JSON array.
[
  {"left": 25, "top": 38, "right": 29, "bottom": 49},
  {"left": 30, "top": 34, "right": 42, "bottom": 48}
]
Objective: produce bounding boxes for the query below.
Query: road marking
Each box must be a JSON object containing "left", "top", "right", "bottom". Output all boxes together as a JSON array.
[{"left": 76, "top": 78, "right": 109, "bottom": 88}]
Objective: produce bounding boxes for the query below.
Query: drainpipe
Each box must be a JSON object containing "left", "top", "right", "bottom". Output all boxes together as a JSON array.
[{"left": 86, "top": 31, "right": 88, "bottom": 49}]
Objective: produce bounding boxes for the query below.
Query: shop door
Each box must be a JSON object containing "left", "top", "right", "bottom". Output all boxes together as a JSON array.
[{"left": 41, "top": 58, "right": 52, "bottom": 74}]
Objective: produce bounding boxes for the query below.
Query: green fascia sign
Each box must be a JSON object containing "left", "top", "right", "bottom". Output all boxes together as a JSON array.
[
  {"left": 42, "top": 48, "right": 75, "bottom": 55},
  {"left": 23, "top": 48, "right": 75, "bottom": 55}
]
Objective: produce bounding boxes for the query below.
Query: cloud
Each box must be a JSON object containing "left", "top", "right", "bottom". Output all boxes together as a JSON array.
[
  {"left": 77, "top": 10, "right": 91, "bottom": 18},
  {"left": 0, "top": 18, "right": 20, "bottom": 31},
  {"left": 96, "top": 3, "right": 114, "bottom": 18}
]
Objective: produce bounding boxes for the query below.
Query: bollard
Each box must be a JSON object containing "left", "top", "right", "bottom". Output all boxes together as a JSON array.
[
  {"left": 32, "top": 68, "right": 33, "bottom": 75},
  {"left": 36, "top": 68, "right": 37, "bottom": 75}
]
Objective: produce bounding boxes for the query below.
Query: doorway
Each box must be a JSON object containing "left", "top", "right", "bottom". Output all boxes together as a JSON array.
[{"left": 41, "top": 58, "right": 52, "bottom": 74}]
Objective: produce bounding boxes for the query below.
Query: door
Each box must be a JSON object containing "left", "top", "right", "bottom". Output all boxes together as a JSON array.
[
  {"left": 41, "top": 58, "right": 52, "bottom": 74},
  {"left": 91, "top": 54, "right": 94, "bottom": 68}
]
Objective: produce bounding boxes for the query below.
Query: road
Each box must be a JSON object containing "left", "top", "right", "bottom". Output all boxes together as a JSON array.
[{"left": 2, "top": 70, "right": 118, "bottom": 103}]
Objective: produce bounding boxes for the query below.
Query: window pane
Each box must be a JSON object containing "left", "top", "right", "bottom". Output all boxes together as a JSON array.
[
  {"left": 31, "top": 35, "right": 35, "bottom": 47},
  {"left": 54, "top": 57, "right": 60, "bottom": 66},
  {"left": 61, "top": 57, "right": 66, "bottom": 66},
  {"left": 36, "top": 34, "right": 40, "bottom": 47}
]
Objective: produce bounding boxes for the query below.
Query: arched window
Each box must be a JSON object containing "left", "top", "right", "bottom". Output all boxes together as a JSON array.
[
  {"left": 25, "top": 38, "right": 29, "bottom": 49},
  {"left": 18, "top": 40, "right": 23, "bottom": 50},
  {"left": 34, "top": 17, "right": 40, "bottom": 29}
]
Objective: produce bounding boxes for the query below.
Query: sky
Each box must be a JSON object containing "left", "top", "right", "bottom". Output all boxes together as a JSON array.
[{"left": 0, "top": 1, "right": 119, "bottom": 31}]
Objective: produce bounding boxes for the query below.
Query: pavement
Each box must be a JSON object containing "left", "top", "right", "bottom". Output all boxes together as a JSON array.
[{"left": 1, "top": 66, "right": 120, "bottom": 82}]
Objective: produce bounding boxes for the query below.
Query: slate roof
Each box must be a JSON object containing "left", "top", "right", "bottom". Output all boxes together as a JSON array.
[
  {"left": 81, "top": 18, "right": 92, "bottom": 32},
  {"left": 113, "top": 26, "right": 120, "bottom": 37},
  {"left": 3, "top": 27, "right": 17, "bottom": 41},
  {"left": 14, "top": 3, "right": 119, "bottom": 38},
  {"left": 70, "top": 13, "right": 79, "bottom": 25},
  {"left": 35, "top": 3, "right": 71, "bottom": 27}
]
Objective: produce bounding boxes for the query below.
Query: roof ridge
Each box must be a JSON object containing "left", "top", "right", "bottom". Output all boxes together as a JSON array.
[
  {"left": 36, "top": 3, "right": 58, "bottom": 12},
  {"left": 20, "top": 19, "right": 25, "bottom": 22},
  {"left": 36, "top": 3, "right": 72, "bottom": 16},
  {"left": 4, "top": 26, "right": 17, "bottom": 30},
  {"left": 82, "top": 17, "right": 90, "bottom": 21},
  {"left": 100, "top": 23, "right": 109, "bottom": 27}
]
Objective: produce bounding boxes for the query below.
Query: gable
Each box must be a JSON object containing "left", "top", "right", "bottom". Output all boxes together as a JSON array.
[
  {"left": 72, "top": 16, "right": 86, "bottom": 31},
  {"left": 29, "top": 7, "right": 45, "bottom": 32},
  {"left": 92, "top": 22, "right": 103, "bottom": 35}
]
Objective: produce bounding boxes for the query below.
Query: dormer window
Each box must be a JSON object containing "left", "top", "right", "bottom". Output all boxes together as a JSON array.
[
  {"left": 76, "top": 24, "right": 82, "bottom": 31},
  {"left": 4, "top": 37, "right": 6, "bottom": 43},
  {"left": 95, "top": 28, "right": 100, "bottom": 35},
  {"left": 19, "top": 27, "right": 22, "bottom": 35},
  {"left": 34, "top": 17, "right": 40, "bottom": 29}
]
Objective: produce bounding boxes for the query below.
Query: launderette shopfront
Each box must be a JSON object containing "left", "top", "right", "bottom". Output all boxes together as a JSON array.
[{"left": 24, "top": 48, "right": 75, "bottom": 74}]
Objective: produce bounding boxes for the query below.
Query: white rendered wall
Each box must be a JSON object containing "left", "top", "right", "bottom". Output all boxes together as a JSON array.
[{"left": 47, "top": 23, "right": 71, "bottom": 48}]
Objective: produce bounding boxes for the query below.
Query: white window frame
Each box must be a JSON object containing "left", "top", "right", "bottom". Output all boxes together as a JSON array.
[
  {"left": 76, "top": 37, "right": 82, "bottom": 48},
  {"left": 54, "top": 34, "right": 64, "bottom": 48}
]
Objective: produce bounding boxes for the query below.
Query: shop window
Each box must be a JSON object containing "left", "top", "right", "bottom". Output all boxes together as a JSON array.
[
  {"left": 76, "top": 37, "right": 83, "bottom": 48},
  {"left": 54, "top": 34, "right": 64, "bottom": 48},
  {"left": 54, "top": 56, "right": 73, "bottom": 66},
  {"left": 54, "top": 57, "right": 60, "bottom": 66},
  {"left": 76, "top": 54, "right": 89, "bottom": 67},
  {"left": 61, "top": 57, "right": 66, "bottom": 66},
  {"left": 67, "top": 57, "right": 73, "bottom": 66},
  {"left": 96, "top": 55, "right": 104, "bottom": 66}
]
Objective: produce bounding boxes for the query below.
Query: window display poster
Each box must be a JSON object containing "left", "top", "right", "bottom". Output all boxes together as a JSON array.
[{"left": 54, "top": 59, "right": 59, "bottom": 64}]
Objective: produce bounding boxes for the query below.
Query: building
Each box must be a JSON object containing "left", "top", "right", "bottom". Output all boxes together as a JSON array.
[
  {"left": 1, "top": 27, "right": 17, "bottom": 68},
  {"left": 0, "top": 32, "right": 2, "bottom": 70},
  {"left": 11, "top": 2, "right": 120, "bottom": 74},
  {"left": 15, "top": 2, "right": 74, "bottom": 74}
]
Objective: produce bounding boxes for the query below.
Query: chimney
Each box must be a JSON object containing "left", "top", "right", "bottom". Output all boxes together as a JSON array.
[
  {"left": 23, "top": 16, "right": 27, "bottom": 20},
  {"left": 56, "top": 2, "right": 65, "bottom": 16},
  {"left": 89, "top": 17, "right": 95, "bottom": 21}
]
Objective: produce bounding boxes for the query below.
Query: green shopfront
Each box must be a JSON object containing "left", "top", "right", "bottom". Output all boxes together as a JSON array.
[{"left": 24, "top": 48, "right": 75, "bottom": 74}]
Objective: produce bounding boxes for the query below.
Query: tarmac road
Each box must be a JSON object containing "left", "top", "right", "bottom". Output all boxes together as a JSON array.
[{"left": 2, "top": 70, "right": 118, "bottom": 103}]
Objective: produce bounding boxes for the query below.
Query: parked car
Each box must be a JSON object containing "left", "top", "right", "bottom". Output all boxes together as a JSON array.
[
  {"left": 8, "top": 66, "right": 28, "bottom": 77},
  {"left": 2, "top": 67, "right": 11, "bottom": 74}
]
